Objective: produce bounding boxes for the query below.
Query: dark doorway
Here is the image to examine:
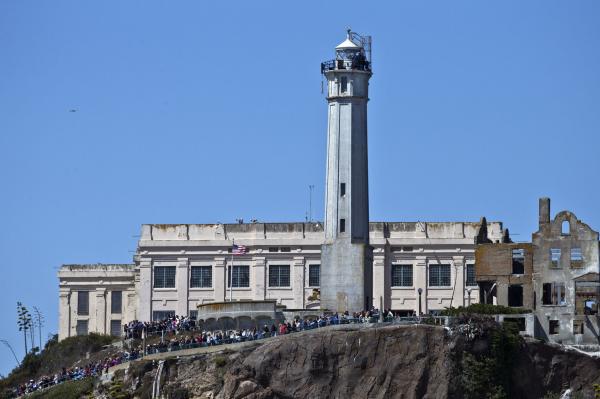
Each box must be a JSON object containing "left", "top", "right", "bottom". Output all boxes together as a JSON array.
[{"left": 508, "top": 285, "right": 523, "bottom": 307}]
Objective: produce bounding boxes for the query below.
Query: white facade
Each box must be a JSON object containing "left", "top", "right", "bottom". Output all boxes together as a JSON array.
[
  {"left": 57, "top": 221, "right": 503, "bottom": 340},
  {"left": 58, "top": 264, "right": 137, "bottom": 340}
]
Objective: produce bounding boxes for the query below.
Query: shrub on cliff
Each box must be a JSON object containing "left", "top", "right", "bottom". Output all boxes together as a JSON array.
[
  {"left": 460, "top": 322, "right": 521, "bottom": 399},
  {"left": 441, "top": 303, "right": 531, "bottom": 317}
]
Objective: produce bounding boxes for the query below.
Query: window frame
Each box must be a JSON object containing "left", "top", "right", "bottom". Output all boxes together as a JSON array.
[
  {"left": 428, "top": 264, "right": 451, "bottom": 287},
  {"left": 190, "top": 266, "right": 213, "bottom": 288},
  {"left": 76, "top": 320, "right": 88, "bottom": 336},
  {"left": 512, "top": 249, "right": 525, "bottom": 275},
  {"left": 111, "top": 291, "right": 122, "bottom": 314},
  {"left": 268, "top": 264, "right": 291, "bottom": 288},
  {"left": 77, "top": 291, "right": 89, "bottom": 316},
  {"left": 110, "top": 320, "right": 122, "bottom": 337},
  {"left": 308, "top": 264, "right": 320, "bottom": 287},
  {"left": 228, "top": 265, "right": 250, "bottom": 288},
  {"left": 153, "top": 266, "right": 176, "bottom": 289},
  {"left": 550, "top": 248, "right": 561, "bottom": 268},
  {"left": 340, "top": 76, "right": 348, "bottom": 93},
  {"left": 391, "top": 264, "right": 413, "bottom": 287},
  {"left": 465, "top": 264, "right": 477, "bottom": 287}
]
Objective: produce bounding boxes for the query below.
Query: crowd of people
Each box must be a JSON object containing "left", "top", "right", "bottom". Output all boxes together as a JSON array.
[
  {"left": 143, "top": 308, "right": 400, "bottom": 354},
  {"left": 124, "top": 314, "right": 196, "bottom": 339},
  {"left": 14, "top": 349, "right": 140, "bottom": 396}
]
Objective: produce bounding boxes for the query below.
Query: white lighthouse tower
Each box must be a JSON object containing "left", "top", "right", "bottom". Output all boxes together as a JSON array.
[{"left": 320, "top": 30, "right": 373, "bottom": 313}]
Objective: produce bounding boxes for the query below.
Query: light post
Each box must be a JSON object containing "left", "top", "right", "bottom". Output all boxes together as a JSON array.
[
  {"left": 417, "top": 288, "right": 423, "bottom": 316},
  {"left": 467, "top": 288, "right": 472, "bottom": 307}
]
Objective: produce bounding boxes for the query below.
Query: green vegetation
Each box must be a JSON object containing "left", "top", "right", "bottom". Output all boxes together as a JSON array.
[
  {"left": 460, "top": 322, "right": 521, "bottom": 399},
  {"left": 441, "top": 303, "right": 531, "bottom": 316},
  {"left": 107, "top": 380, "right": 131, "bottom": 399},
  {"left": 213, "top": 356, "right": 227, "bottom": 368},
  {"left": 0, "top": 333, "right": 116, "bottom": 398},
  {"left": 26, "top": 378, "right": 94, "bottom": 399}
]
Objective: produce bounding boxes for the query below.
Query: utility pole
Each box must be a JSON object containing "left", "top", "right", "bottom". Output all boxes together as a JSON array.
[{"left": 308, "top": 185, "right": 314, "bottom": 222}]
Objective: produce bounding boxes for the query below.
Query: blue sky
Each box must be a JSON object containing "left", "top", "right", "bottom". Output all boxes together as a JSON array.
[{"left": 1, "top": 1, "right": 599, "bottom": 375}]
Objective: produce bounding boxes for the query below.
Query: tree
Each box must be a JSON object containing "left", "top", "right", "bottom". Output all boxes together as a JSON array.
[
  {"left": 33, "top": 307, "right": 45, "bottom": 351},
  {"left": 17, "top": 302, "right": 32, "bottom": 354}
]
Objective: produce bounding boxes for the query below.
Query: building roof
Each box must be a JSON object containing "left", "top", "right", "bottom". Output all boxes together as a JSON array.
[{"left": 336, "top": 34, "right": 361, "bottom": 50}]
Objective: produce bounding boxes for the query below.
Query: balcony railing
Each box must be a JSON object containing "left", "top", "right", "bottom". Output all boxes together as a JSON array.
[{"left": 321, "top": 58, "right": 371, "bottom": 74}]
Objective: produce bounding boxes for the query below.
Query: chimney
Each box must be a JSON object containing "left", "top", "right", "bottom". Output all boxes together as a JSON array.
[{"left": 539, "top": 197, "right": 550, "bottom": 227}]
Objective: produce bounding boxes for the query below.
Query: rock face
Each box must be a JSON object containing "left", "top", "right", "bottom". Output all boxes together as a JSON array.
[
  {"left": 119, "top": 324, "right": 600, "bottom": 399},
  {"left": 219, "top": 325, "right": 450, "bottom": 399}
]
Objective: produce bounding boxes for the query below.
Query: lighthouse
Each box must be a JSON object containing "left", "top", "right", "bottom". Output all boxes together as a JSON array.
[{"left": 320, "top": 30, "right": 373, "bottom": 312}]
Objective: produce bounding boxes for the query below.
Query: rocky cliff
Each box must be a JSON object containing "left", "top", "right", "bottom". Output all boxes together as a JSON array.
[{"left": 109, "top": 323, "right": 600, "bottom": 399}]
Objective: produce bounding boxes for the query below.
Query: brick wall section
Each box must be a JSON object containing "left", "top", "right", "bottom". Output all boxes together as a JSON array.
[{"left": 475, "top": 243, "right": 534, "bottom": 309}]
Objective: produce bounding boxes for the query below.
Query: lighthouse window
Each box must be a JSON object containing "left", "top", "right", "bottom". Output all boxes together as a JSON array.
[
  {"left": 340, "top": 183, "right": 346, "bottom": 197},
  {"left": 340, "top": 219, "right": 346, "bottom": 233},
  {"left": 340, "top": 76, "right": 348, "bottom": 93}
]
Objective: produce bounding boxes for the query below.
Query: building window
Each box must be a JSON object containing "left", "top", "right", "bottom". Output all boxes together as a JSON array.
[
  {"left": 111, "top": 291, "right": 122, "bottom": 314},
  {"left": 429, "top": 264, "right": 451, "bottom": 287},
  {"left": 228, "top": 265, "right": 250, "bottom": 288},
  {"left": 269, "top": 265, "right": 291, "bottom": 287},
  {"left": 280, "top": 247, "right": 291, "bottom": 252},
  {"left": 152, "top": 310, "right": 175, "bottom": 321},
  {"left": 561, "top": 220, "right": 570, "bottom": 235},
  {"left": 549, "top": 320, "right": 559, "bottom": 335},
  {"left": 76, "top": 320, "right": 88, "bottom": 336},
  {"left": 512, "top": 249, "right": 525, "bottom": 274},
  {"left": 340, "top": 219, "right": 346, "bottom": 233},
  {"left": 508, "top": 285, "right": 523, "bottom": 307},
  {"left": 340, "top": 183, "right": 346, "bottom": 197},
  {"left": 190, "top": 310, "right": 198, "bottom": 320},
  {"left": 573, "top": 320, "right": 584, "bottom": 335},
  {"left": 542, "top": 282, "right": 566, "bottom": 306},
  {"left": 268, "top": 247, "right": 278, "bottom": 252},
  {"left": 190, "top": 266, "right": 212, "bottom": 288},
  {"left": 110, "top": 320, "right": 121, "bottom": 337},
  {"left": 309, "top": 264, "right": 320, "bottom": 287},
  {"left": 77, "top": 291, "right": 89, "bottom": 316},
  {"left": 466, "top": 264, "right": 476, "bottom": 287},
  {"left": 550, "top": 248, "right": 561, "bottom": 268},
  {"left": 340, "top": 76, "right": 348, "bottom": 93},
  {"left": 154, "top": 266, "right": 176, "bottom": 288},
  {"left": 571, "top": 248, "right": 583, "bottom": 268},
  {"left": 392, "top": 264, "right": 413, "bottom": 287}
]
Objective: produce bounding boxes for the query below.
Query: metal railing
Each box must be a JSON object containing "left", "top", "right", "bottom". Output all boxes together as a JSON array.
[{"left": 321, "top": 59, "right": 371, "bottom": 74}]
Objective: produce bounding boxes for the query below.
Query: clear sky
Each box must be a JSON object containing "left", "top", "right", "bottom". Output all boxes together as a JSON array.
[{"left": 1, "top": 1, "right": 599, "bottom": 375}]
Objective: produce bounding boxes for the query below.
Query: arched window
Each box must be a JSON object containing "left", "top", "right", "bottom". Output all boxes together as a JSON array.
[{"left": 561, "top": 220, "right": 570, "bottom": 235}]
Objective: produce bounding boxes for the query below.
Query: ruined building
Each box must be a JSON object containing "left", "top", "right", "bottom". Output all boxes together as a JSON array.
[{"left": 476, "top": 197, "right": 600, "bottom": 344}]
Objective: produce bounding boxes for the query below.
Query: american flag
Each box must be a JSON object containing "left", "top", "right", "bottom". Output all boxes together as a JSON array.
[{"left": 232, "top": 244, "right": 248, "bottom": 255}]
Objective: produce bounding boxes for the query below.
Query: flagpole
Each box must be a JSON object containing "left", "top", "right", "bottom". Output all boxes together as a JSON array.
[{"left": 230, "top": 239, "right": 234, "bottom": 302}]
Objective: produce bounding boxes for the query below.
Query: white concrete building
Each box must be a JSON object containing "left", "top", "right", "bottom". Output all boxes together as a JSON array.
[
  {"left": 57, "top": 221, "right": 503, "bottom": 339},
  {"left": 58, "top": 264, "right": 136, "bottom": 339}
]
